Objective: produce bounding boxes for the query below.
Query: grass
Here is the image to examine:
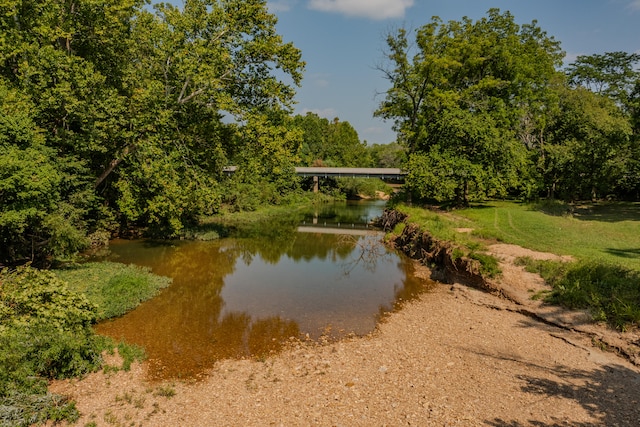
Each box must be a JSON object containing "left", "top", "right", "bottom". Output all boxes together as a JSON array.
[
  {"left": 394, "top": 204, "right": 500, "bottom": 276},
  {"left": 456, "top": 200, "right": 640, "bottom": 271},
  {"left": 54, "top": 262, "right": 172, "bottom": 320},
  {"left": 518, "top": 257, "right": 640, "bottom": 330},
  {"left": 398, "top": 200, "right": 640, "bottom": 330}
]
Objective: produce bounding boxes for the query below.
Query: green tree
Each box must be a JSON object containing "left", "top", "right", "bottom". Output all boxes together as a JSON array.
[
  {"left": 0, "top": 81, "right": 91, "bottom": 266},
  {"left": 566, "top": 52, "right": 640, "bottom": 109},
  {"left": 367, "top": 142, "right": 407, "bottom": 168},
  {"left": 224, "top": 112, "right": 303, "bottom": 210},
  {"left": 565, "top": 52, "right": 640, "bottom": 199},
  {"left": 293, "top": 113, "right": 369, "bottom": 167},
  {"left": 105, "top": 0, "right": 304, "bottom": 233},
  {"left": 544, "top": 85, "right": 632, "bottom": 200},
  {"left": 0, "top": 0, "right": 305, "bottom": 261},
  {"left": 375, "top": 9, "right": 562, "bottom": 204}
]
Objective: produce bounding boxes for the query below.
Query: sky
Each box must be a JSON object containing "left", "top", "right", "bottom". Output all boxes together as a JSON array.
[{"left": 170, "top": 0, "right": 640, "bottom": 145}]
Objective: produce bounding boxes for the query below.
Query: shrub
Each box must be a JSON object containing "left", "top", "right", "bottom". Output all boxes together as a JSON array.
[{"left": 0, "top": 266, "right": 103, "bottom": 425}]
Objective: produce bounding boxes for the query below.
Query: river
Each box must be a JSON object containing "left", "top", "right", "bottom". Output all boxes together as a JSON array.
[{"left": 95, "top": 200, "right": 433, "bottom": 380}]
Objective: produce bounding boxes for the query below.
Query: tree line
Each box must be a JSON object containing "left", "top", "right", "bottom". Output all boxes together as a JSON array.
[
  {"left": 376, "top": 9, "right": 640, "bottom": 206},
  {"left": 1, "top": 3, "right": 638, "bottom": 266}
]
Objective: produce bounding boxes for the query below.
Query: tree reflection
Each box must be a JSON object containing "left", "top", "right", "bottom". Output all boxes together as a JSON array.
[{"left": 97, "top": 201, "right": 427, "bottom": 380}]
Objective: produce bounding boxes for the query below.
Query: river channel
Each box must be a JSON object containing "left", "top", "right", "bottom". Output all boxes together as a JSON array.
[{"left": 96, "top": 200, "right": 433, "bottom": 380}]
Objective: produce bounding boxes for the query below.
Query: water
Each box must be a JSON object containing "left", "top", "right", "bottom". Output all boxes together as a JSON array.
[{"left": 96, "top": 200, "right": 432, "bottom": 380}]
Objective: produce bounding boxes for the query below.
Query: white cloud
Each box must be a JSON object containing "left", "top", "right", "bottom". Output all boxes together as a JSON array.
[
  {"left": 308, "top": 0, "right": 414, "bottom": 20},
  {"left": 629, "top": 0, "right": 640, "bottom": 11}
]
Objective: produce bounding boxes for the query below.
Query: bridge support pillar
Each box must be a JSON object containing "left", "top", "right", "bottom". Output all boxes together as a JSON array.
[{"left": 313, "top": 175, "right": 319, "bottom": 193}]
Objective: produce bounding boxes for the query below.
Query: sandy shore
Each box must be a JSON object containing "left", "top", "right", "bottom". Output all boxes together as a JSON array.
[{"left": 50, "top": 244, "right": 640, "bottom": 426}]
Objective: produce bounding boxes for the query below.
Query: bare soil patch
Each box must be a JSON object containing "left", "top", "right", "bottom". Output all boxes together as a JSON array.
[{"left": 49, "top": 245, "right": 640, "bottom": 426}]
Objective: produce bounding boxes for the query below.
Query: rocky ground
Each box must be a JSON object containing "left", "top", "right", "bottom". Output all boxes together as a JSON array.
[{"left": 49, "top": 244, "right": 640, "bottom": 426}]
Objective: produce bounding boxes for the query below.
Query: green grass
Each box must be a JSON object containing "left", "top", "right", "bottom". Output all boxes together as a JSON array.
[
  {"left": 455, "top": 201, "right": 640, "bottom": 271},
  {"left": 398, "top": 200, "right": 640, "bottom": 330},
  {"left": 54, "top": 262, "right": 172, "bottom": 320},
  {"left": 518, "top": 257, "right": 640, "bottom": 330},
  {"left": 395, "top": 204, "right": 499, "bottom": 276},
  {"left": 395, "top": 205, "right": 476, "bottom": 244}
]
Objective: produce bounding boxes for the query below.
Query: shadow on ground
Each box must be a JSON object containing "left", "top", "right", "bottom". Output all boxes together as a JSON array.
[
  {"left": 604, "top": 247, "right": 640, "bottom": 259},
  {"left": 483, "top": 358, "right": 640, "bottom": 426},
  {"left": 572, "top": 202, "right": 640, "bottom": 223}
]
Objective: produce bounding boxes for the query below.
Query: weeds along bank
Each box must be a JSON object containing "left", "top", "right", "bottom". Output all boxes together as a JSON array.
[
  {"left": 381, "top": 202, "right": 640, "bottom": 333},
  {"left": 0, "top": 263, "right": 169, "bottom": 426},
  {"left": 378, "top": 208, "right": 500, "bottom": 293}
]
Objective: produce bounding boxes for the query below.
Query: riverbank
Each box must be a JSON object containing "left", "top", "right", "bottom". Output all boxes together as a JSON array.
[{"left": 49, "top": 239, "right": 640, "bottom": 426}]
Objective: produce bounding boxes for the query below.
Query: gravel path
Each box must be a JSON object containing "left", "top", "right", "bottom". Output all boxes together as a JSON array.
[{"left": 50, "top": 245, "right": 640, "bottom": 426}]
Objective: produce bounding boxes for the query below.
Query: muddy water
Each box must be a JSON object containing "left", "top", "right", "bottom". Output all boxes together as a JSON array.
[{"left": 96, "top": 201, "right": 432, "bottom": 380}]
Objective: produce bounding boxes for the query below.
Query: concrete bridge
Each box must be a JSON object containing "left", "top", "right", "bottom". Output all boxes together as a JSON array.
[{"left": 223, "top": 166, "right": 406, "bottom": 192}]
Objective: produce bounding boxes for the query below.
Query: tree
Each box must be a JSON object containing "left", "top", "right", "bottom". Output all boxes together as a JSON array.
[
  {"left": 544, "top": 85, "right": 632, "bottom": 200},
  {"left": 293, "top": 113, "right": 369, "bottom": 167},
  {"left": 375, "top": 9, "right": 562, "bottom": 204},
  {"left": 561, "top": 52, "right": 640, "bottom": 199},
  {"left": 566, "top": 52, "right": 640, "bottom": 109},
  {"left": 367, "top": 142, "right": 407, "bottom": 168},
  {"left": 0, "top": 0, "right": 304, "bottom": 255},
  {"left": 0, "top": 80, "right": 91, "bottom": 266},
  {"left": 104, "top": 0, "right": 305, "bottom": 233}
]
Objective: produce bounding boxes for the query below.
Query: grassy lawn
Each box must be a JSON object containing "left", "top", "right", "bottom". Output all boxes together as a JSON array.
[
  {"left": 396, "top": 200, "right": 640, "bottom": 329},
  {"left": 456, "top": 201, "right": 640, "bottom": 271}
]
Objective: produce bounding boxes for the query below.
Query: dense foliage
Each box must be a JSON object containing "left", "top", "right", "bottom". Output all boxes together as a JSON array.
[
  {"left": 0, "top": 0, "right": 305, "bottom": 265},
  {"left": 0, "top": 263, "right": 168, "bottom": 425},
  {"left": 0, "top": 266, "right": 102, "bottom": 425},
  {"left": 292, "top": 112, "right": 370, "bottom": 167},
  {"left": 376, "top": 9, "right": 640, "bottom": 205}
]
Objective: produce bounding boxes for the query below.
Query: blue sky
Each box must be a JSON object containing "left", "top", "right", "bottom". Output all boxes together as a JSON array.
[{"left": 169, "top": 0, "right": 640, "bottom": 145}]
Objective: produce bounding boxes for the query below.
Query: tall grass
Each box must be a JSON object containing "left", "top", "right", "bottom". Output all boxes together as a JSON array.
[{"left": 518, "top": 258, "right": 640, "bottom": 330}]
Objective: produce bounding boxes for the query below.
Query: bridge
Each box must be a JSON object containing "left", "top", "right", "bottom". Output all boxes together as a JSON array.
[{"left": 223, "top": 166, "right": 406, "bottom": 192}]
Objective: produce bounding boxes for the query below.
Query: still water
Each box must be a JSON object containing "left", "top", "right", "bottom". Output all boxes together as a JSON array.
[{"left": 96, "top": 200, "right": 432, "bottom": 380}]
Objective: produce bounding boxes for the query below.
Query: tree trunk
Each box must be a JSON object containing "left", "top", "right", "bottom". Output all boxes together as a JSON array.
[{"left": 94, "top": 144, "right": 134, "bottom": 189}]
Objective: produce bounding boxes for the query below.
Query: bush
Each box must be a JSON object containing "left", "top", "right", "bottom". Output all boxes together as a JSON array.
[{"left": 0, "top": 266, "right": 103, "bottom": 425}]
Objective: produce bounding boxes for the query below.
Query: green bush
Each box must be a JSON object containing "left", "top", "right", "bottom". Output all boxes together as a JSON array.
[{"left": 0, "top": 266, "right": 103, "bottom": 425}]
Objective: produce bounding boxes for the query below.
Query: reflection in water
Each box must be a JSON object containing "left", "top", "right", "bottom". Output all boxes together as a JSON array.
[{"left": 96, "top": 201, "right": 433, "bottom": 380}]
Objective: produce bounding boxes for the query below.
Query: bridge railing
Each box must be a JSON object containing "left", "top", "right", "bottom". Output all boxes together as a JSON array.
[{"left": 223, "top": 166, "right": 406, "bottom": 180}]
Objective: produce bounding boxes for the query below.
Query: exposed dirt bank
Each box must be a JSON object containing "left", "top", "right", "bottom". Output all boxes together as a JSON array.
[{"left": 49, "top": 221, "right": 640, "bottom": 426}]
